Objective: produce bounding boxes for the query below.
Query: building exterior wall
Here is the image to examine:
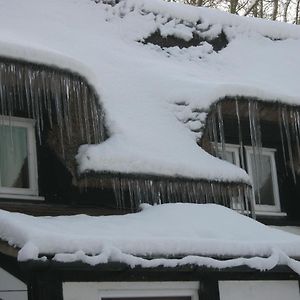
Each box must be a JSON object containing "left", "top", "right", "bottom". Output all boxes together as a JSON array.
[
  {"left": 0, "top": 267, "right": 27, "bottom": 300},
  {"left": 219, "top": 280, "right": 300, "bottom": 300}
]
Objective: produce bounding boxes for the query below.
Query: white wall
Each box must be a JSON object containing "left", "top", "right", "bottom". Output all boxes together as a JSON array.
[
  {"left": 0, "top": 292, "right": 28, "bottom": 300},
  {"left": 0, "top": 268, "right": 27, "bottom": 300},
  {"left": 219, "top": 280, "right": 300, "bottom": 300},
  {"left": 64, "top": 279, "right": 300, "bottom": 300},
  {"left": 63, "top": 282, "right": 199, "bottom": 300}
]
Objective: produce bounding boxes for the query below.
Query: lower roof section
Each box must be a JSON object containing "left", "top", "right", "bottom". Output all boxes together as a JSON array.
[{"left": 1, "top": 203, "right": 300, "bottom": 275}]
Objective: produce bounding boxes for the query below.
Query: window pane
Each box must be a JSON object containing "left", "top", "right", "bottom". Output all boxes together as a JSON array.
[
  {"left": 0, "top": 124, "right": 29, "bottom": 188},
  {"left": 250, "top": 153, "right": 275, "bottom": 206},
  {"left": 223, "top": 151, "right": 236, "bottom": 164},
  {"left": 103, "top": 297, "right": 191, "bottom": 300}
]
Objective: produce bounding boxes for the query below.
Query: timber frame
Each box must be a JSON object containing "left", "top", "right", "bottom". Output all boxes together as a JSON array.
[
  {"left": 200, "top": 98, "right": 300, "bottom": 224},
  {"left": 1, "top": 241, "right": 300, "bottom": 300},
  {"left": 19, "top": 258, "right": 300, "bottom": 300}
]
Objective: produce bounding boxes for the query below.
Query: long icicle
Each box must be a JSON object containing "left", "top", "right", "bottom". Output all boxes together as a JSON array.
[
  {"left": 211, "top": 106, "right": 219, "bottom": 158},
  {"left": 282, "top": 105, "right": 296, "bottom": 183},
  {"left": 279, "top": 105, "right": 288, "bottom": 176},
  {"left": 217, "top": 102, "right": 226, "bottom": 159},
  {"left": 235, "top": 98, "right": 245, "bottom": 169},
  {"left": 249, "top": 100, "right": 261, "bottom": 205},
  {"left": 0, "top": 59, "right": 106, "bottom": 151}
]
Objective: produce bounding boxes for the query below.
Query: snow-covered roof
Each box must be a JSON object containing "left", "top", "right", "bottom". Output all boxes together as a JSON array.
[
  {"left": 1, "top": 203, "right": 300, "bottom": 273},
  {"left": 0, "top": 0, "right": 300, "bottom": 183}
]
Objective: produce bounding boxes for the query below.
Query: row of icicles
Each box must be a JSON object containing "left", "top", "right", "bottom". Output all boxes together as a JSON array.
[
  {"left": 0, "top": 58, "right": 254, "bottom": 213},
  {"left": 207, "top": 99, "right": 300, "bottom": 206},
  {"left": 4, "top": 59, "right": 297, "bottom": 214},
  {"left": 79, "top": 175, "right": 253, "bottom": 216},
  {"left": 0, "top": 60, "right": 106, "bottom": 158}
]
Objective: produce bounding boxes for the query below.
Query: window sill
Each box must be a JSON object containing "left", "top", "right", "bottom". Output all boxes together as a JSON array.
[
  {"left": 271, "top": 226, "right": 300, "bottom": 236},
  {"left": 0, "top": 193, "right": 44, "bottom": 201},
  {"left": 235, "top": 209, "right": 287, "bottom": 217},
  {"left": 255, "top": 211, "right": 287, "bottom": 217}
]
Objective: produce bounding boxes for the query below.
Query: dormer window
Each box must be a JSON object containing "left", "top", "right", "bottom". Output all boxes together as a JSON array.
[
  {"left": 0, "top": 116, "right": 38, "bottom": 199},
  {"left": 220, "top": 144, "right": 281, "bottom": 214},
  {"left": 245, "top": 147, "right": 281, "bottom": 213}
]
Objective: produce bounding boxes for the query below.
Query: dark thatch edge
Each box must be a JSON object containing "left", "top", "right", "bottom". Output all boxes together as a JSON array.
[
  {"left": 0, "top": 55, "right": 110, "bottom": 139},
  {"left": 2, "top": 237, "right": 291, "bottom": 263},
  {"left": 26, "top": 251, "right": 284, "bottom": 263},
  {"left": 1, "top": 55, "right": 94, "bottom": 88},
  {"left": 77, "top": 170, "right": 251, "bottom": 187},
  {"left": 199, "top": 95, "right": 300, "bottom": 145},
  {"left": 205, "top": 96, "right": 300, "bottom": 118}
]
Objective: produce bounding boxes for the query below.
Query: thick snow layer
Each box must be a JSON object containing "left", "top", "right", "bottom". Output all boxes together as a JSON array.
[
  {"left": 1, "top": 204, "right": 300, "bottom": 273},
  {"left": 0, "top": 0, "right": 300, "bottom": 183}
]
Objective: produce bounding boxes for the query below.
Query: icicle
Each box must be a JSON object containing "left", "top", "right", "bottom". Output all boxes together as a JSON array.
[
  {"left": 0, "top": 58, "right": 106, "bottom": 159},
  {"left": 217, "top": 102, "right": 226, "bottom": 159},
  {"left": 295, "top": 110, "right": 300, "bottom": 164},
  {"left": 211, "top": 107, "right": 219, "bottom": 157},
  {"left": 235, "top": 99, "right": 245, "bottom": 169},
  {"left": 290, "top": 110, "right": 300, "bottom": 165},
  {"left": 207, "top": 116, "right": 215, "bottom": 155},
  {"left": 248, "top": 100, "right": 262, "bottom": 205},
  {"left": 81, "top": 83, "right": 91, "bottom": 144},
  {"left": 108, "top": 174, "right": 251, "bottom": 213},
  {"left": 281, "top": 106, "right": 296, "bottom": 183},
  {"left": 278, "top": 106, "right": 288, "bottom": 175},
  {"left": 0, "top": 66, "right": 5, "bottom": 118}
]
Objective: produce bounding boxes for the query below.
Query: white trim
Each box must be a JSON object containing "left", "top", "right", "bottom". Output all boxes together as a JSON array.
[
  {"left": 245, "top": 147, "right": 281, "bottom": 213},
  {"left": 244, "top": 146, "right": 277, "bottom": 153},
  {"left": 63, "top": 282, "right": 199, "bottom": 300},
  {"left": 0, "top": 116, "right": 39, "bottom": 198},
  {"left": 255, "top": 211, "right": 287, "bottom": 217},
  {"left": 218, "top": 144, "right": 283, "bottom": 215},
  {"left": 218, "top": 143, "right": 240, "bottom": 167},
  {"left": 0, "top": 194, "right": 44, "bottom": 201},
  {"left": 217, "top": 144, "right": 244, "bottom": 210},
  {"left": 235, "top": 210, "right": 287, "bottom": 217}
]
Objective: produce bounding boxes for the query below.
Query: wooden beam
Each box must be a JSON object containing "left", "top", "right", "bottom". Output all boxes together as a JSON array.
[
  {"left": 199, "top": 279, "right": 220, "bottom": 300},
  {"left": 0, "top": 239, "right": 19, "bottom": 257},
  {"left": 28, "top": 271, "right": 63, "bottom": 300}
]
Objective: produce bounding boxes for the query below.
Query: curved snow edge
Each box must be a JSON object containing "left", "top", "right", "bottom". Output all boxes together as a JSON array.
[{"left": 18, "top": 244, "right": 300, "bottom": 274}]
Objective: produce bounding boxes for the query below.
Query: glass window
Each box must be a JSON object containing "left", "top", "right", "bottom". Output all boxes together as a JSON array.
[
  {"left": 0, "top": 125, "right": 29, "bottom": 188},
  {"left": 224, "top": 150, "right": 237, "bottom": 165},
  {"left": 249, "top": 153, "right": 275, "bottom": 206},
  {"left": 218, "top": 144, "right": 281, "bottom": 213},
  {"left": 246, "top": 148, "right": 281, "bottom": 212},
  {"left": 0, "top": 116, "right": 38, "bottom": 197},
  {"left": 217, "top": 145, "right": 242, "bottom": 210},
  {"left": 217, "top": 144, "right": 240, "bottom": 167}
]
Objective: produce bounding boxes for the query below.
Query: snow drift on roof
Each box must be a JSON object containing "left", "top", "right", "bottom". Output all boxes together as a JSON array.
[
  {"left": 1, "top": 204, "right": 300, "bottom": 273},
  {"left": 0, "top": 0, "right": 299, "bottom": 183}
]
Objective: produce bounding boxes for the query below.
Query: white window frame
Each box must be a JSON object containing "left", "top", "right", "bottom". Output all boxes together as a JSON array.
[
  {"left": 63, "top": 282, "right": 199, "bottom": 300},
  {"left": 217, "top": 144, "right": 282, "bottom": 214},
  {"left": 245, "top": 147, "right": 281, "bottom": 213},
  {"left": 0, "top": 116, "right": 39, "bottom": 198},
  {"left": 217, "top": 144, "right": 244, "bottom": 210},
  {"left": 217, "top": 143, "right": 240, "bottom": 167}
]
